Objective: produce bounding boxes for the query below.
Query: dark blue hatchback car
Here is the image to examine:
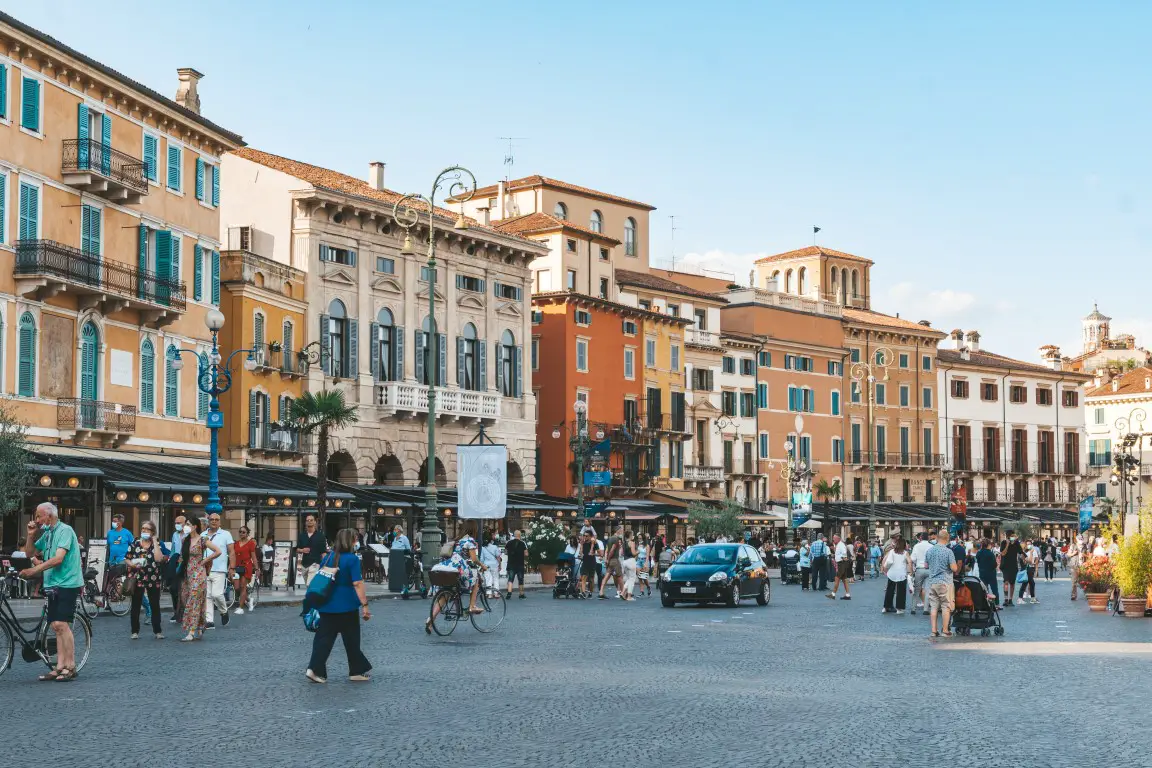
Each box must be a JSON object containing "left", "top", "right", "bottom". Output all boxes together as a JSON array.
[{"left": 659, "top": 543, "right": 771, "bottom": 607}]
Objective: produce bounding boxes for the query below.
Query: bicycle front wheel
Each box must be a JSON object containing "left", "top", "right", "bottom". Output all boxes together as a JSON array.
[
  {"left": 429, "top": 590, "right": 460, "bottom": 636},
  {"left": 79, "top": 586, "right": 100, "bottom": 620},
  {"left": 470, "top": 587, "right": 506, "bottom": 633},
  {"left": 0, "top": 620, "right": 13, "bottom": 677},
  {"left": 107, "top": 578, "right": 129, "bottom": 617},
  {"left": 43, "top": 613, "right": 92, "bottom": 673}
]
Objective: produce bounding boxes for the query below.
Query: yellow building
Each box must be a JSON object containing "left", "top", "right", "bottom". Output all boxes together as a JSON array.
[
  {"left": 0, "top": 13, "right": 243, "bottom": 538},
  {"left": 218, "top": 243, "right": 309, "bottom": 468}
]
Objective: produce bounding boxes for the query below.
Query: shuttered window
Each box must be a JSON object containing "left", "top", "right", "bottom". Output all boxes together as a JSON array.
[
  {"left": 193, "top": 244, "right": 203, "bottom": 301},
  {"left": 197, "top": 351, "right": 209, "bottom": 421},
  {"left": 195, "top": 157, "right": 205, "bottom": 201},
  {"left": 140, "top": 339, "right": 155, "bottom": 413},
  {"left": 0, "top": 171, "right": 6, "bottom": 244},
  {"left": 167, "top": 143, "right": 182, "bottom": 191},
  {"left": 18, "top": 182, "right": 39, "bottom": 240},
  {"left": 143, "top": 133, "right": 159, "bottom": 183},
  {"left": 20, "top": 75, "right": 40, "bottom": 132},
  {"left": 17, "top": 312, "right": 36, "bottom": 397},
  {"left": 211, "top": 250, "right": 221, "bottom": 305},
  {"left": 164, "top": 344, "right": 179, "bottom": 416},
  {"left": 0, "top": 63, "right": 6, "bottom": 120}
]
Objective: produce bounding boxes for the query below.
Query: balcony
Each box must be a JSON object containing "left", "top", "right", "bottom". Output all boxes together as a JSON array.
[
  {"left": 61, "top": 139, "right": 148, "bottom": 204},
  {"left": 16, "top": 240, "right": 186, "bottom": 326},
  {"left": 251, "top": 344, "right": 309, "bottom": 378},
  {"left": 375, "top": 381, "right": 499, "bottom": 421},
  {"left": 248, "top": 421, "right": 308, "bottom": 455},
  {"left": 57, "top": 398, "right": 136, "bottom": 447},
  {"left": 848, "top": 451, "right": 942, "bottom": 468},
  {"left": 685, "top": 328, "right": 721, "bottom": 349},
  {"left": 645, "top": 412, "right": 691, "bottom": 435},
  {"left": 683, "top": 465, "right": 725, "bottom": 483}
]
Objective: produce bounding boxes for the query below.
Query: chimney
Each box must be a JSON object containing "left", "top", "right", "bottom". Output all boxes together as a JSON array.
[
  {"left": 495, "top": 181, "right": 506, "bottom": 221},
  {"left": 480, "top": 207, "right": 490, "bottom": 226},
  {"left": 368, "top": 162, "right": 386, "bottom": 191},
  {"left": 950, "top": 329, "right": 965, "bottom": 350},
  {"left": 175, "top": 68, "right": 204, "bottom": 114},
  {"left": 965, "top": 330, "right": 981, "bottom": 352}
]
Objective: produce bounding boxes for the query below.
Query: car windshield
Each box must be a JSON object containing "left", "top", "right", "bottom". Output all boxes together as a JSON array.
[{"left": 676, "top": 546, "right": 737, "bottom": 565}]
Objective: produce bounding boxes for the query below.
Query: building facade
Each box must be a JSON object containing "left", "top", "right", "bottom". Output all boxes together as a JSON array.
[
  {"left": 221, "top": 148, "right": 545, "bottom": 488},
  {"left": 938, "top": 331, "right": 1092, "bottom": 512},
  {"left": 1084, "top": 365, "right": 1152, "bottom": 532}
]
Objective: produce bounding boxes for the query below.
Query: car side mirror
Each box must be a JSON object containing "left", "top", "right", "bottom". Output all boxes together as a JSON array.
[{"left": 738, "top": 558, "right": 751, "bottom": 569}]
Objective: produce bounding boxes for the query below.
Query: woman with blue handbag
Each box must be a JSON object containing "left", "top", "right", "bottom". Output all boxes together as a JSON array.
[{"left": 305, "top": 529, "right": 372, "bottom": 684}]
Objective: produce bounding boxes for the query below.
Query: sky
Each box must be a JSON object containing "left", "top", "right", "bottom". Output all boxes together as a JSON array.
[{"left": 16, "top": 1, "right": 1151, "bottom": 360}]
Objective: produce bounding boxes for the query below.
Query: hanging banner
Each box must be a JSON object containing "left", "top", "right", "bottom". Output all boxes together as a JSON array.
[
  {"left": 1079, "top": 496, "right": 1095, "bottom": 533},
  {"left": 458, "top": 444, "right": 508, "bottom": 520},
  {"left": 590, "top": 439, "right": 611, "bottom": 465},
  {"left": 949, "top": 485, "right": 968, "bottom": 518},
  {"left": 791, "top": 491, "right": 812, "bottom": 528},
  {"left": 583, "top": 471, "right": 612, "bottom": 487}
]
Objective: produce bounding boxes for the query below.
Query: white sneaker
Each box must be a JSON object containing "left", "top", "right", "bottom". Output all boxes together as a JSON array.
[
  {"left": 896, "top": 609, "right": 904, "bottom": 615},
  {"left": 247, "top": 599, "right": 255, "bottom": 611},
  {"left": 233, "top": 607, "right": 245, "bottom": 615}
]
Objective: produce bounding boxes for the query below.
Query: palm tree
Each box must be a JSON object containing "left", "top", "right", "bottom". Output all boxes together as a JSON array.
[
  {"left": 289, "top": 389, "right": 359, "bottom": 526},
  {"left": 814, "top": 478, "right": 841, "bottom": 508}
]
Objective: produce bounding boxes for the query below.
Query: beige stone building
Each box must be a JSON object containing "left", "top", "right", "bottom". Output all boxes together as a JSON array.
[{"left": 221, "top": 149, "right": 546, "bottom": 488}]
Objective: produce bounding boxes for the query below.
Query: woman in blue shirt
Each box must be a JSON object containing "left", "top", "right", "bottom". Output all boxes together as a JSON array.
[{"left": 305, "top": 529, "right": 372, "bottom": 684}]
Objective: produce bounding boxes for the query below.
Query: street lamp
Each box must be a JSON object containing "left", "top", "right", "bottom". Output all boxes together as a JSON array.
[
  {"left": 850, "top": 346, "right": 893, "bottom": 539},
  {"left": 392, "top": 166, "right": 476, "bottom": 567},
  {"left": 169, "top": 308, "right": 256, "bottom": 519},
  {"left": 570, "top": 400, "right": 591, "bottom": 519},
  {"left": 1112, "top": 408, "right": 1149, "bottom": 534}
]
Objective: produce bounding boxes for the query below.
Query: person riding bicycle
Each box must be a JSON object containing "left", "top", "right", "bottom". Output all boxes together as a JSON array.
[
  {"left": 20, "top": 502, "right": 83, "bottom": 681},
  {"left": 424, "top": 522, "right": 486, "bottom": 634}
]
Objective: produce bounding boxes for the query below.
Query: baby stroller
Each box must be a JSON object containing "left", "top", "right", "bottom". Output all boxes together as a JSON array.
[
  {"left": 779, "top": 549, "right": 800, "bottom": 585},
  {"left": 951, "top": 576, "right": 1005, "bottom": 637},
  {"left": 553, "top": 553, "right": 581, "bottom": 599}
]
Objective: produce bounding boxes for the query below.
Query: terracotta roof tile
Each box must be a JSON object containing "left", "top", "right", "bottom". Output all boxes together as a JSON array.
[
  {"left": 532, "top": 292, "right": 691, "bottom": 325},
  {"left": 938, "top": 348, "right": 1092, "bottom": 378},
  {"left": 841, "top": 308, "right": 945, "bottom": 335},
  {"left": 469, "top": 175, "right": 656, "bottom": 211},
  {"left": 614, "top": 268, "right": 729, "bottom": 304},
  {"left": 754, "top": 245, "right": 874, "bottom": 265},
  {"left": 1085, "top": 366, "right": 1152, "bottom": 397},
  {"left": 493, "top": 212, "right": 620, "bottom": 245}
]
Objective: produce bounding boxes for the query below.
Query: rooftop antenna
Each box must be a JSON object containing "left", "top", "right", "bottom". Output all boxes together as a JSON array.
[
  {"left": 499, "top": 136, "right": 528, "bottom": 183},
  {"left": 669, "top": 215, "right": 678, "bottom": 271}
]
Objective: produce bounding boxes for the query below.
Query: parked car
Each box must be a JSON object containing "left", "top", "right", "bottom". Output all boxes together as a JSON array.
[{"left": 659, "top": 543, "right": 770, "bottom": 607}]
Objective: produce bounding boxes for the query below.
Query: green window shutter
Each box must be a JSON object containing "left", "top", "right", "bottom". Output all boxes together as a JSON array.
[
  {"left": 371, "top": 323, "right": 382, "bottom": 380},
  {"left": 143, "top": 134, "right": 157, "bottom": 182},
  {"left": 140, "top": 339, "right": 155, "bottom": 413},
  {"left": 197, "top": 376, "right": 209, "bottom": 422},
  {"left": 494, "top": 342, "right": 504, "bottom": 393},
  {"left": 513, "top": 345, "right": 522, "bottom": 397},
  {"left": 211, "top": 250, "right": 220, "bottom": 305},
  {"left": 155, "top": 231, "right": 172, "bottom": 306},
  {"left": 171, "top": 236, "right": 181, "bottom": 285},
  {"left": 0, "top": 172, "right": 5, "bottom": 243},
  {"left": 319, "top": 314, "right": 331, "bottom": 375},
  {"left": 164, "top": 345, "right": 178, "bottom": 416},
  {"left": 249, "top": 389, "right": 258, "bottom": 429},
  {"left": 167, "top": 144, "right": 180, "bottom": 190},
  {"left": 17, "top": 313, "right": 35, "bottom": 397},
  {"left": 76, "top": 103, "right": 90, "bottom": 169},
  {"left": 349, "top": 320, "right": 360, "bottom": 376},
  {"left": 137, "top": 224, "right": 148, "bottom": 299},
  {"left": 393, "top": 326, "right": 404, "bottom": 380},
  {"left": 195, "top": 157, "right": 204, "bottom": 201},
  {"left": 211, "top": 165, "right": 219, "bottom": 207},
  {"left": 414, "top": 329, "right": 425, "bottom": 384},
  {"left": 477, "top": 340, "right": 486, "bottom": 390},
  {"left": 193, "top": 243, "right": 203, "bottom": 301},
  {"left": 18, "top": 182, "right": 38, "bottom": 240},
  {"left": 253, "top": 313, "right": 265, "bottom": 349},
  {"left": 100, "top": 113, "right": 112, "bottom": 175},
  {"left": 21, "top": 76, "right": 39, "bottom": 132},
  {"left": 437, "top": 333, "right": 446, "bottom": 386},
  {"left": 282, "top": 321, "right": 294, "bottom": 359},
  {"left": 456, "top": 336, "right": 465, "bottom": 387},
  {"left": 0, "top": 63, "right": 6, "bottom": 119}
]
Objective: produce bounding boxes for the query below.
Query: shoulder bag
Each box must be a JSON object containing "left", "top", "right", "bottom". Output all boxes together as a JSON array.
[{"left": 304, "top": 551, "right": 339, "bottom": 609}]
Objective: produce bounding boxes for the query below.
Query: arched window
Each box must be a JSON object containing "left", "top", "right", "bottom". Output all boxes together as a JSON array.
[
  {"left": 140, "top": 338, "right": 155, "bottom": 414},
  {"left": 553, "top": 201, "right": 568, "bottom": 220},
  {"left": 417, "top": 315, "right": 444, "bottom": 386},
  {"left": 325, "top": 299, "right": 347, "bottom": 377},
  {"left": 590, "top": 210, "right": 603, "bottom": 233},
  {"left": 798, "top": 267, "right": 808, "bottom": 296},
  {"left": 459, "top": 322, "right": 481, "bottom": 391},
  {"left": 769, "top": 270, "right": 780, "bottom": 290},
  {"left": 375, "top": 308, "right": 394, "bottom": 382},
  {"left": 830, "top": 266, "right": 839, "bottom": 297},
  {"left": 784, "top": 269, "right": 793, "bottom": 294},
  {"left": 164, "top": 343, "right": 179, "bottom": 416},
  {"left": 497, "top": 329, "right": 519, "bottom": 397},
  {"left": 851, "top": 269, "right": 859, "bottom": 299},
  {"left": 624, "top": 217, "right": 637, "bottom": 256}
]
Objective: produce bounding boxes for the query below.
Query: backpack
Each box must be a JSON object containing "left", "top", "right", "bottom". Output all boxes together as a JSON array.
[{"left": 955, "top": 583, "right": 975, "bottom": 611}]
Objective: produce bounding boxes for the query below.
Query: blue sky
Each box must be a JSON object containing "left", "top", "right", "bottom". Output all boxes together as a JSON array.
[{"left": 19, "top": 1, "right": 1151, "bottom": 360}]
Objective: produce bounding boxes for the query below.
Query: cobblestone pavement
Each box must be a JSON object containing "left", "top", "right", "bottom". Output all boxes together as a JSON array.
[{"left": 5, "top": 573, "right": 1151, "bottom": 767}]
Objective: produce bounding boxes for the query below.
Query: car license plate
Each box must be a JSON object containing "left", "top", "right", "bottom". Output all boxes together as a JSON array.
[{"left": 680, "top": 586, "right": 696, "bottom": 594}]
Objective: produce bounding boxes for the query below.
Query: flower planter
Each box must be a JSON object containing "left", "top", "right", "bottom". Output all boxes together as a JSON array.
[
  {"left": 1119, "top": 596, "right": 1148, "bottom": 618},
  {"left": 536, "top": 564, "right": 557, "bottom": 585},
  {"left": 1085, "top": 592, "right": 1110, "bottom": 612}
]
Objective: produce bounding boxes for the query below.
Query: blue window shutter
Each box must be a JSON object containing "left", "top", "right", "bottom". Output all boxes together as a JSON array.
[
  {"left": 393, "top": 326, "right": 404, "bottom": 380},
  {"left": 456, "top": 337, "right": 466, "bottom": 386},
  {"left": 21, "top": 77, "right": 39, "bottom": 132},
  {"left": 513, "top": 345, "right": 522, "bottom": 397},
  {"left": 195, "top": 158, "right": 204, "bottom": 201},
  {"left": 164, "top": 346, "right": 178, "bottom": 416},
  {"left": 438, "top": 333, "right": 447, "bottom": 386},
  {"left": 17, "top": 313, "right": 35, "bottom": 396},
  {"left": 370, "top": 322, "right": 381, "bottom": 380},
  {"left": 140, "top": 340, "right": 155, "bottom": 413},
  {"left": 167, "top": 144, "right": 180, "bottom": 190},
  {"left": 477, "top": 340, "right": 486, "bottom": 390},
  {"left": 211, "top": 250, "right": 221, "bottom": 305},
  {"left": 18, "top": 182, "right": 38, "bottom": 240},
  {"left": 76, "top": 103, "right": 90, "bottom": 169},
  {"left": 248, "top": 390, "right": 258, "bottom": 445},
  {"left": 319, "top": 314, "right": 331, "bottom": 376},
  {"left": 414, "top": 329, "right": 425, "bottom": 384},
  {"left": 253, "top": 313, "right": 265, "bottom": 349},
  {"left": 143, "top": 134, "right": 157, "bottom": 182},
  {"left": 211, "top": 164, "right": 219, "bottom": 207},
  {"left": 348, "top": 320, "right": 359, "bottom": 376},
  {"left": 155, "top": 230, "right": 172, "bottom": 306},
  {"left": 137, "top": 224, "right": 147, "bottom": 298},
  {"left": 101, "top": 113, "right": 112, "bottom": 175},
  {"left": 198, "top": 379, "right": 209, "bottom": 421},
  {"left": 494, "top": 342, "right": 504, "bottom": 392},
  {"left": 193, "top": 244, "right": 203, "bottom": 300},
  {"left": 0, "top": 173, "right": 5, "bottom": 243},
  {"left": 171, "top": 236, "right": 180, "bottom": 285},
  {"left": 0, "top": 64, "right": 6, "bottom": 119}
]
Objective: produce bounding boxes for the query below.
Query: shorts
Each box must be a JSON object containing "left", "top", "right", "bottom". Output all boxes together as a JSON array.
[
  {"left": 506, "top": 566, "right": 525, "bottom": 585},
  {"left": 581, "top": 561, "right": 599, "bottom": 578},
  {"left": 837, "top": 560, "right": 853, "bottom": 579},
  {"left": 46, "top": 587, "right": 79, "bottom": 624},
  {"left": 926, "top": 582, "right": 954, "bottom": 613},
  {"left": 606, "top": 559, "right": 621, "bottom": 574}
]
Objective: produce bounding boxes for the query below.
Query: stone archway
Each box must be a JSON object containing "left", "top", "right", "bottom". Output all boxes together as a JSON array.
[
  {"left": 374, "top": 454, "right": 405, "bottom": 485},
  {"left": 507, "top": 459, "right": 525, "bottom": 491},
  {"left": 416, "top": 457, "right": 448, "bottom": 487},
  {"left": 326, "top": 450, "right": 358, "bottom": 483}
]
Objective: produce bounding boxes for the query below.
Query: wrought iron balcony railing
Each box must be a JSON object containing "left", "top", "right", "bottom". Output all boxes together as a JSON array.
[
  {"left": 248, "top": 421, "right": 307, "bottom": 454},
  {"left": 61, "top": 139, "right": 149, "bottom": 201},
  {"left": 58, "top": 398, "right": 136, "bottom": 436}
]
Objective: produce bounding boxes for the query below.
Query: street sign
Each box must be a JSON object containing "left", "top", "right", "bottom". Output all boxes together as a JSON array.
[
  {"left": 206, "top": 411, "right": 224, "bottom": 429},
  {"left": 584, "top": 501, "right": 607, "bottom": 518},
  {"left": 583, "top": 470, "right": 611, "bottom": 486}
]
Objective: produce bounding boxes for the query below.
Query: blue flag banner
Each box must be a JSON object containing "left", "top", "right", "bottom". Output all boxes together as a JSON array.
[
  {"left": 590, "top": 439, "right": 611, "bottom": 464},
  {"left": 583, "top": 470, "right": 611, "bottom": 487},
  {"left": 1079, "top": 496, "right": 1095, "bottom": 533}
]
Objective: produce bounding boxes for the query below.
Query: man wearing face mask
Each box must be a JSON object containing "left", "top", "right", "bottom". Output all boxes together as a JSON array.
[
  {"left": 203, "top": 513, "right": 235, "bottom": 629},
  {"left": 166, "top": 515, "right": 187, "bottom": 625},
  {"left": 21, "top": 502, "right": 83, "bottom": 680}
]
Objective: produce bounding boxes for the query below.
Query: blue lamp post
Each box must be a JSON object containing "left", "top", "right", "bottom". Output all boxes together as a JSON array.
[{"left": 170, "top": 307, "right": 256, "bottom": 516}]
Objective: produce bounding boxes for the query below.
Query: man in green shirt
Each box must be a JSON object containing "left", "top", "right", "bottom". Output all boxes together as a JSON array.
[{"left": 20, "top": 502, "right": 83, "bottom": 680}]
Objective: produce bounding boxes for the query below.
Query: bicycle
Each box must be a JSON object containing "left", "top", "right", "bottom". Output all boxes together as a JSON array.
[
  {"left": 222, "top": 571, "right": 260, "bottom": 613},
  {"left": 79, "top": 564, "right": 129, "bottom": 619},
  {"left": 0, "top": 586, "right": 93, "bottom": 679},
  {"left": 428, "top": 567, "right": 505, "bottom": 636}
]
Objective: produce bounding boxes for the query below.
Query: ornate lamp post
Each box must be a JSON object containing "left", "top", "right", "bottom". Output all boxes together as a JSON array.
[
  {"left": 554, "top": 400, "right": 593, "bottom": 519},
  {"left": 169, "top": 308, "right": 256, "bottom": 518},
  {"left": 393, "top": 166, "right": 476, "bottom": 567},
  {"left": 778, "top": 439, "right": 814, "bottom": 531},
  {"left": 1113, "top": 408, "right": 1148, "bottom": 533},
  {"left": 850, "top": 346, "right": 893, "bottom": 539}
]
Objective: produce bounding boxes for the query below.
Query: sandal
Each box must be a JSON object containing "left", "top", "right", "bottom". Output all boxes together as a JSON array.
[
  {"left": 929, "top": 632, "right": 940, "bottom": 638},
  {"left": 469, "top": 608, "right": 485, "bottom": 615},
  {"left": 942, "top": 632, "right": 953, "bottom": 637},
  {"left": 38, "top": 669, "right": 63, "bottom": 682},
  {"left": 55, "top": 668, "right": 77, "bottom": 682},
  {"left": 424, "top": 619, "right": 433, "bottom": 635}
]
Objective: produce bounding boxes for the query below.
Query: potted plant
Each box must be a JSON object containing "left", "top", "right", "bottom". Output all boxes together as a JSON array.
[
  {"left": 1113, "top": 533, "right": 1152, "bottom": 618},
  {"left": 524, "top": 516, "right": 567, "bottom": 584},
  {"left": 1077, "top": 555, "right": 1114, "bottom": 611}
]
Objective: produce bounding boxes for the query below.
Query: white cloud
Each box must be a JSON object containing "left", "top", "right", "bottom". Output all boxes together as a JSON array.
[
  {"left": 658, "top": 250, "right": 770, "bottom": 285},
  {"left": 886, "top": 281, "right": 978, "bottom": 317}
]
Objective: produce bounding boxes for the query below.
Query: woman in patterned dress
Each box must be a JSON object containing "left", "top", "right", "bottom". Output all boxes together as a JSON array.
[
  {"left": 126, "top": 520, "right": 168, "bottom": 639},
  {"left": 424, "top": 522, "right": 487, "bottom": 634},
  {"left": 180, "top": 517, "right": 222, "bottom": 642}
]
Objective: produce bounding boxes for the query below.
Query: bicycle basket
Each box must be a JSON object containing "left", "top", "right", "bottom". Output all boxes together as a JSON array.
[{"left": 429, "top": 568, "right": 461, "bottom": 588}]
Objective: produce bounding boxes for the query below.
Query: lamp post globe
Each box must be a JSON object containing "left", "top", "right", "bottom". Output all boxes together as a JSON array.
[{"left": 205, "top": 308, "right": 226, "bottom": 333}]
